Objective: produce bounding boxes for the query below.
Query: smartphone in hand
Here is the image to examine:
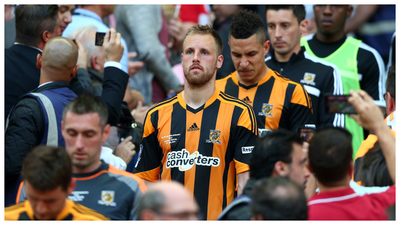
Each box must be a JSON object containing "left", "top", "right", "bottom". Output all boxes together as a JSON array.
[
  {"left": 95, "top": 32, "right": 106, "bottom": 46},
  {"left": 325, "top": 94, "right": 357, "bottom": 114}
]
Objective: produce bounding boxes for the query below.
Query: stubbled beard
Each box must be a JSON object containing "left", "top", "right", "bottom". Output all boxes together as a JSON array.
[{"left": 184, "top": 63, "right": 216, "bottom": 87}]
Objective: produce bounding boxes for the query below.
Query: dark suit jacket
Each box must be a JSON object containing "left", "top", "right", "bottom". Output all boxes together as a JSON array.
[{"left": 5, "top": 44, "right": 128, "bottom": 125}]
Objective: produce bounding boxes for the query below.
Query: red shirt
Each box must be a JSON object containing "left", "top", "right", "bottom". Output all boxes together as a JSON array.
[{"left": 308, "top": 185, "right": 395, "bottom": 220}]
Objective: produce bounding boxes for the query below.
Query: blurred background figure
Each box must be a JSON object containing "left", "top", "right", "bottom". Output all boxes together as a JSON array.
[
  {"left": 137, "top": 181, "right": 200, "bottom": 220},
  {"left": 250, "top": 177, "right": 308, "bottom": 220},
  {"left": 4, "top": 4, "right": 15, "bottom": 23}
]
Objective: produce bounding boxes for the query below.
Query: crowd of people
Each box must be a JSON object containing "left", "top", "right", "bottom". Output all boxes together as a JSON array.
[{"left": 4, "top": 4, "right": 395, "bottom": 220}]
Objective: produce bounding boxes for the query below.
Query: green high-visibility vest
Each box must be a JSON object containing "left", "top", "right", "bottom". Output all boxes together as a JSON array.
[{"left": 301, "top": 36, "right": 364, "bottom": 160}]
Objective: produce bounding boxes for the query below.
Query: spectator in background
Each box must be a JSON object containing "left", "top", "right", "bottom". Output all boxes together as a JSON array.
[
  {"left": 300, "top": 5, "right": 387, "bottom": 157},
  {"left": 354, "top": 65, "right": 395, "bottom": 183},
  {"left": 307, "top": 88, "right": 395, "bottom": 219},
  {"left": 218, "top": 129, "right": 312, "bottom": 220},
  {"left": 344, "top": 5, "right": 395, "bottom": 65},
  {"left": 250, "top": 177, "right": 308, "bottom": 220},
  {"left": 5, "top": 146, "right": 109, "bottom": 220},
  {"left": 137, "top": 181, "right": 200, "bottom": 220},
  {"left": 114, "top": 5, "right": 181, "bottom": 105},
  {"left": 5, "top": 4, "right": 75, "bottom": 49},
  {"left": 4, "top": 4, "right": 15, "bottom": 23},
  {"left": 265, "top": 5, "right": 344, "bottom": 129}
]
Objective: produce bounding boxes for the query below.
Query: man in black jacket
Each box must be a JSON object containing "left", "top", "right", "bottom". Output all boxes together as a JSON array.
[
  {"left": 4, "top": 5, "right": 96, "bottom": 122},
  {"left": 264, "top": 5, "right": 344, "bottom": 129},
  {"left": 5, "top": 30, "right": 127, "bottom": 207}
]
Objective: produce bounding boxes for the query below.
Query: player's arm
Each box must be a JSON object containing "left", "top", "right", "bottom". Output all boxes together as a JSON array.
[
  {"left": 289, "top": 84, "right": 314, "bottom": 132},
  {"left": 133, "top": 109, "right": 162, "bottom": 182},
  {"left": 237, "top": 171, "right": 249, "bottom": 196},
  {"left": 233, "top": 104, "right": 258, "bottom": 193},
  {"left": 357, "top": 46, "right": 386, "bottom": 108}
]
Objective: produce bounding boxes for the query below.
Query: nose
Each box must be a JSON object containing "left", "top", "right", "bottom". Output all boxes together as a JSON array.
[
  {"left": 322, "top": 5, "right": 333, "bottom": 15},
  {"left": 65, "top": 12, "right": 72, "bottom": 23},
  {"left": 192, "top": 51, "right": 200, "bottom": 63},
  {"left": 35, "top": 201, "right": 47, "bottom": 218},
  {"left": 275, "top": 26, "right": 282, "bottom": 38},
  {"left": 240, "top": 57, "right": 249, "bottom": 68},
  {"left": 75, "top": 134, "right": 85, "bottom": 150}
]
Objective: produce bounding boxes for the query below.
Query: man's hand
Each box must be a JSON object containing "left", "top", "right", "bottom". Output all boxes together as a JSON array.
[
  {"left": 131, "top": 101, "right": 150, "bottom": 125},
  {"left": 128, "top": 52, "right": 144, "bottom": 77},
  {"left": 103, "top": 28, "right": 124, "bottom": 63},
  {"left": 114, "top": 136, "right": 136, "bottom": 165},
  {"left": 74, "top": 39, "right": 88, "bottom": 70},
  {"left": 348, "top": 89, "right": 386, "bottom": 133}
]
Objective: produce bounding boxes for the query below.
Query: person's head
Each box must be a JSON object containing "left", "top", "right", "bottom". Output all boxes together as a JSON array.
[
  {"left": 37, "top": 37, "right": 79, "bottom": 84},
  {"left": 228, "top": 9, "right": 270, "bottom": 86},
  {"left": 357, "top": 142, "right": 394, "bottom": 187},
  {"left": 15, "top": 5, "right": 60, "bottom": 49},
  {"left": 265, "top": 5, "right": 308, "bottom": 62},
  {"left": 137, "top": 181, "right": 200, "bottom": 220},
  {"left": 61, "top": 93, "right": 110, "bottom": 173},
  {"left": 250, "top": 129, "right": 309, "bottom": 188},
  {"left": 57, "top": 4, "right": 75, "bottom": 35},
  {"left": 250, "top": 176, "right": 308, "bottom": 220},
  {"left": 385, "top": 65, "right": 395, "bottom": 114},
  {"left": 69, "top": 25, "right": 105, "bottom": 72},
  {"left": 22, "top": 145, "right": 75, "bottom": 220},
  {"left": 181, "top": 24, "right": 223, "bottom": 89},
  {"left": 313, "top": 5, "right": 353, "bottom": 41},
  {"left": 308, "top": 127, "right": 353, "bottom": 186}
]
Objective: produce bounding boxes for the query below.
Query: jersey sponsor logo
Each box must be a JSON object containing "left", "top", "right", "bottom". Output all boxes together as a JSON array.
[
  {"left": 166, "top": 149, "right": 220, "bottom": 171},
  {"left": 242, "top": 146, "right": 254, "bottom": 154},
  {"left": 187, "top": 123, "right": 200, "bottom": 131},
  {"left": 98, "top": 190, "right": 117, "bottom": 207},
  {"left": 258, "top": 128, "right": 272, "bottom": 138},
  {"left": 206, "top": 130, "right": 222, "bottom": 144},
  {"left": 161, "top": 133, "right": 181, "bottom": 145},
  {"left": 258, "top": 103, "right": 274, "bottom": 117},
  {"left": 69, "top": 191, "right": 89, "bottom": 202},
  {"left": 300, "top": 72, "right": 316, "bottom": 86},
  {"left": 242, "top": 96, "right": 252, "bottom": 104}
]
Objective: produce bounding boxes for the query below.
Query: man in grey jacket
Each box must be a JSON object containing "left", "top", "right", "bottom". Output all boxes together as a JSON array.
[{"left": 114, "top": 5, "right": 181, "bottom": 105}]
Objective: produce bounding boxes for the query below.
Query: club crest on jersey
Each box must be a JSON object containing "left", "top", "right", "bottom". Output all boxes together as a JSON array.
[
  {"left": 206, "top": 130, "right": 221, "bottom": 144},
  {"left": 300, "top": 72, "right": 316, "bottom": 86},
  {"left": 166, "top": 149, "right": 221, "bottom": 171},
  {"left": 98, "top": 191, "right": 117, "bottom": 207},
  {"left": 258, "top": 103, "right": 274, "bottom": 117}
]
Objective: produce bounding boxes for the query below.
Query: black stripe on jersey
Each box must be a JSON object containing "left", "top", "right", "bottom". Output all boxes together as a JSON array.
[
  {"left": 223, "top": 106, "right": 243, "bottom": 208},
  {"left": 224, "top": 78, "right": 239, "bottom": 97},
  {"left": 281, "top": 83, "right": 296, "bottom": 127},
  {"left": 253, "top": 76, "right": 275, "bottom": 128},
  {"left": 299, "top": 85, "right": 310, "bottom": 108},
  {"left": 19, "top": 212, "right": 30, "bottom": 220},
  {"left": 170, "top": 102, "right": 187, "bottom": 184},
  {"left": 151, "top": 110, "right": 165, "bottom": 177},
  {"left": 219, "top": 92, "right": 257, "bottom": 134},
  {"left": 63, "top": 214, "right": 73, "bottom": 220},
  {"left": 193, "top": 99, "right": 221, "bottom": 219}
]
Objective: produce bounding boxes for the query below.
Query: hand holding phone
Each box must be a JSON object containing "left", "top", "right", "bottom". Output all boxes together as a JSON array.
[{"left": 325, "top": 94, "right": 357, "bottom": 114}]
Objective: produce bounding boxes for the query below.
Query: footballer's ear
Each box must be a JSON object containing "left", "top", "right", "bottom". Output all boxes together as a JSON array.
[{"left": 273, "top": 161, "right": 289, "bottom": 177}]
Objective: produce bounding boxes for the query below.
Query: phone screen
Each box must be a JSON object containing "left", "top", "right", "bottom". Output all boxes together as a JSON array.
[
  {"left": 325, "top": 95, "right": 357, "bottom": 114},
  {"left": 95, "top": 32, "right": 106, "bottom": 46}
]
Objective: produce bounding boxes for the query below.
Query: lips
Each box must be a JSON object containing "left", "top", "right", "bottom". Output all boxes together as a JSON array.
[
  {"left": 73, "top": 152, "right": 86, "bottom": 160},
  {"left": 274, "top": 41, "right": 286, "bottom": 47},
  {"left": 190, "top": 64, "right": 203, "bottom": 71},
  {"left": 321, "top": 19, "right": 333, "bottom": 26}
]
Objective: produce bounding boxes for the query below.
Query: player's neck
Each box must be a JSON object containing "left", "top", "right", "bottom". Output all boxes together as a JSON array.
[
  {"left": 315, "top": 31, "right": 345, "bottom": 43},
  {"left": 317, "top": 177, "right": 350, "bottom": 193},
  {"left": 182, "top": 82, "right": 216, "bottom": 109},
  {"left": 72, "top": 160, "right": 102, "bottom": 174}
]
